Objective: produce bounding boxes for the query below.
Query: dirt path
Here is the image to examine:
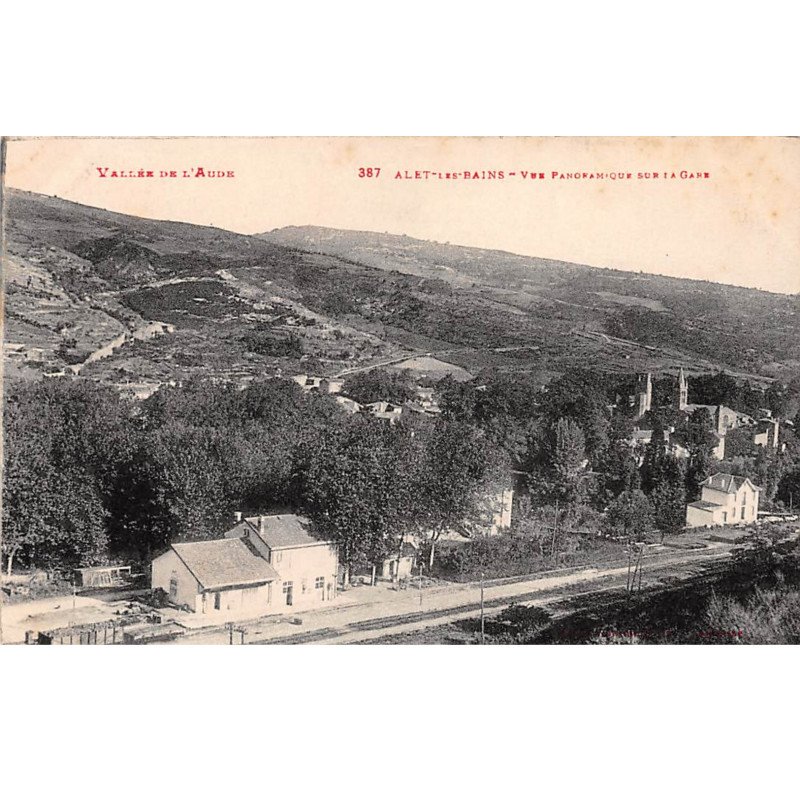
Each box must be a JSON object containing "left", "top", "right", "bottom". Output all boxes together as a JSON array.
[
  {"left": 172, "top": 545, "right": 733, "bottom": 645},
  {"left": 0, "top": 593, "right": 109, "bottom": 644}
]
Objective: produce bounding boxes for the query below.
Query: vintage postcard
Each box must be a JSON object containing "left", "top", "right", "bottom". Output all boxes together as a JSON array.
[{"left": 1, "top": 136, "right": 798, "bottom": 645}]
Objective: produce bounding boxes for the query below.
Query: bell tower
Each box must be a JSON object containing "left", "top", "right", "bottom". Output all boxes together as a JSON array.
[
  {"left": 676, "top": 367, "right": 689, "bottom": 410},
  {"left": 635, "top": 373, "right": 652, "bottom": 418}
]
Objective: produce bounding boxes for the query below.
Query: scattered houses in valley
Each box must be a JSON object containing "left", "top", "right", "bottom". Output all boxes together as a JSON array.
[
  {"left": 627, "top": 368, "right": 782, "bottom": 462},
  {"left": 364, "top": 400, "right": 404, "bottom": 424},
  {"left": 291, "top": 374, "right": 345, "bottom": 395}
]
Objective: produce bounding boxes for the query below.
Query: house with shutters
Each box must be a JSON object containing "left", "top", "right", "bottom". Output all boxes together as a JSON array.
[
  {"left": 223, "top": 514, "right": 338, "bottom": 609},
  {"left": 685, "top": 473, "right": 761, "bottom": 528},
  {"left": 151, "top": 514, "right": 338, "bottom": 616}
]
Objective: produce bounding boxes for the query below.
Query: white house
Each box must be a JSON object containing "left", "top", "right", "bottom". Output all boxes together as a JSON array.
[
  {"left": 425, "top": 486, "right": 515, "bottom": 543},
  {"left": 151, "top": 537, "right": 281, "bottom": 615},
  {"left": 753, "top": 417, "right": 780, "bottom": 449},
  {"left": 151, "top": 514, "right": 338, "bottom": 615},
  {"left": 414, "top": 386, "right": 441, "bottom": 413},
  {"left": 223, "top": 514, "right": 339, "bottom": 609},
  {"left": 685, "top": 473, "right": 761, "bottom": 528},
  {"left": 334, "top": 395, "right": 362, "bottom": 414},
  {"left": 319, "top": 378, "right": 344, "bottom": 395},
  {"left": 291, "top": 374, "right": 324, "bottom": 392},
  {"left": 379, "top": 541, "right": 419, "bottom": 581},
  {"left": 488, "top": 488, "right": 514, "bottom": 534},
  {"left": 626, "top": 427, "right": 718, "bottom": 462},
  {"left": 365, "top": 401, "right": 404, "bottom": 424}
]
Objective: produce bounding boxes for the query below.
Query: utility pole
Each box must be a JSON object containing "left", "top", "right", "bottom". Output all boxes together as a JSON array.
[
  {"left": 419, "top": 562, "right": 423, "bottom": 608},
  {"left": 626, "top": 539, "right": 633, "bottom": 595},
  {"left": 480, "top": 571, "right": 485, "bottom": 645},
  {"left": 71, "top": 578, "right": 77, "bottom": 629},
  {"left": 551, "top": 499, "right": 559, "bottom": 563},
  {"left": 637, "top": 543, "right": 645, "bottom": 594}
]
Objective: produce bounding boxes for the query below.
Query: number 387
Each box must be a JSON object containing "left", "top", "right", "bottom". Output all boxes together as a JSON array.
[{"left": 358, "top": 167, "right": 381, "bottom": 178}]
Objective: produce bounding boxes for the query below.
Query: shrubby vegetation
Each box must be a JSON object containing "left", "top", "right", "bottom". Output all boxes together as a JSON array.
[
  {"left": 434, "top": 533, "right": 627, "bottom": 583},
  {"left": 439, "top": 530, "right": 800, "bottom": 645},
  {"left": 377, "top": 530, "right": 800, "bottom": 644}
]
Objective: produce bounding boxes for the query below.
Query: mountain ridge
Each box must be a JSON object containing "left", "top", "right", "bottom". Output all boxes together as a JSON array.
[
  {"left": 259, "top": 224, "right": 796, "bottom": 297},
  {"left": 4, "top": 189, "right": 799, "bottom": 392}
]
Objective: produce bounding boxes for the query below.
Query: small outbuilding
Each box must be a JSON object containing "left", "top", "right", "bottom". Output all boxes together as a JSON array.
[{"left": 379, "top": 542, "right": 418, "bottom": 581}]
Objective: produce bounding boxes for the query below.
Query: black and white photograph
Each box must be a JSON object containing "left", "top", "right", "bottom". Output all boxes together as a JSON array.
[{"left": 2, "top": 136, "right": 798, "bottom": 647}]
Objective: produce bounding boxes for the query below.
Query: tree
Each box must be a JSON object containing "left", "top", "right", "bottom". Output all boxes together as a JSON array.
[
  {"left": 154, "top": 427, "right": 228, "bottom": 536},
  {"left": 548, "top": 418, "right": 588, "bottom": 506},
  {"left": 301, "top": 420, "right": 421, "bottom": 584},
  {"left": 538, "top": 373, "right": 611, "bottom": 462},
  {"left": 412, "top": 421, "right": 511, "bottom": 567},
  {"left": 685, "top": 407, "right": 717, "bottom": 501},
  {"left": 437, "top": 377, "right": 479, "bottom": 422},
  {"left": 2, "top": 460, "right": 107, "bottom": 573},
  {"left": 649, "top": 456, "right": 687, "bottom": 540},
  {"left": 603, "top": 490, "right": 654, "bottom": 541},
  {"left": 342, "top": 369, "right": 416, "bottom": 405},
  {"left": 640, "top": 418, "right": 667, "bottom": 495},
  {"left": 596, "top": 437, "right": 640, "bottom": 503},
  {"left": 777, "top": 466, "right": 800, "bottom": 511},
  {"left": 2, "top": 378, "right": 130, "bottom": 572},
  {"left": 689, "top": 371, "right": 740, "bottom": 408}
]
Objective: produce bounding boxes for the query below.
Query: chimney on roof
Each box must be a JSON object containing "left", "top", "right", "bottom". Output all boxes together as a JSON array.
[
  {"left": 259, "top": 515, "right": 265, "bottom": 534},
  {"left": 234, "top": 511, "right": 242, "bottom": 523}
]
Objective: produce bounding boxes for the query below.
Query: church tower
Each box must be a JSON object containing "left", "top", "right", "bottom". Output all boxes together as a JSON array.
[
  {"left": 635, "top": 372, "right": 652, "bottom": 418},
  {"left": 676, "top": 367, "right": 689, "bottom": 410}
]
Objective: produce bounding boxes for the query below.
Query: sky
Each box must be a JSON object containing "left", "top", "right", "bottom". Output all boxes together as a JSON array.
[{"left": 4, "top": 137, "right": 798, "bottom": 294}]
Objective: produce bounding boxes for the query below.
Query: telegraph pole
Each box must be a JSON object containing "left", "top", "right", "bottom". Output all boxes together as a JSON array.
[
  {"left": 637, "top": 543, "right": 645, "bottom": 594},
  {"left": 480, "top": 571, "right": 485, "bottom": 644},
  {"left": 626, "top": 539, "right": 633, "bottom": 595},
  {"left": 551, "top": 499, "right": 559, "bottom": 563}
]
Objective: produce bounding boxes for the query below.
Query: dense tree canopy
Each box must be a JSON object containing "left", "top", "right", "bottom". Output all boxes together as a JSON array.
[
  {"left": 5, "top": 365, "right": 800, "bottom": 577},
  {"left": 603, "top": 490, "right": 655, "bottom": 540},
  {"left": 342, "top": 369, "right": 416, "bottom": 405}
]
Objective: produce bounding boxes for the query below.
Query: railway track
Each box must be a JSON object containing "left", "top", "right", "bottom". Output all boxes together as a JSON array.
[{"left": 244, "top": 548, "right": 734, "bottom": 645}]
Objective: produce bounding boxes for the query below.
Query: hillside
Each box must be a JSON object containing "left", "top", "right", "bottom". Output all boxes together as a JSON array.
[
  {"left": 261, "top": 226, "right": 800, "bottom": 380},
  {"left": 2, "top": 191, "right": 402, "bottom": 392},
  {"left": 3, "top": 190, "right": 798, "bottom": 397}
]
